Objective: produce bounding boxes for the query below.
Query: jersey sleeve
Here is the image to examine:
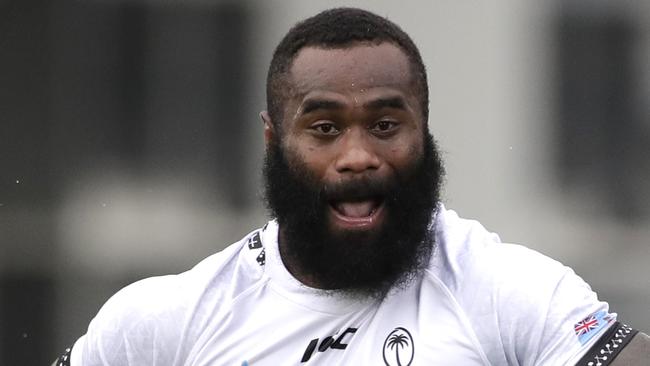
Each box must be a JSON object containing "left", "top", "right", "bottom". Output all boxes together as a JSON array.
[
  {"left": 433, "top": 209, "right": 619, "bottom": 365},
  {"left": 71, "top": 276, "right": 184, "bottom": 366},
  {"left": 525, "top": 258, "right": 616, "bottom": 365},
  {"left": 470, "top": 242, "right": 617, "bottom": 366}
]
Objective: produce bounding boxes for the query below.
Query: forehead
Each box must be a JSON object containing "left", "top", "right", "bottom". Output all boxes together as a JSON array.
[{"left": 288, "top": 42, "right": 414, "bottom": 98}]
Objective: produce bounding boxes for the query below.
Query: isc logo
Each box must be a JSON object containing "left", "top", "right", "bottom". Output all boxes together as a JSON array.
[{"left": 300, "top": 327, "right": 358, "bottom": 363}]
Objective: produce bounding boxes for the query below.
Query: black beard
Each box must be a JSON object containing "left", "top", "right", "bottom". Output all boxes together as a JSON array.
[{"left": 263, "top": 133, "right": 444, "bottom": 299}]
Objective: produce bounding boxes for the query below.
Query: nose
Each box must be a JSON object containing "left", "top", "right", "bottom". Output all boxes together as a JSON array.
[{"left": 334, "top": 129, "right": 381, "bottom": 174}]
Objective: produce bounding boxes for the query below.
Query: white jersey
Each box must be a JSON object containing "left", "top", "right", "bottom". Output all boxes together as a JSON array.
[{"left": 70, "top": 208, "right": 615, "bottom": 365}]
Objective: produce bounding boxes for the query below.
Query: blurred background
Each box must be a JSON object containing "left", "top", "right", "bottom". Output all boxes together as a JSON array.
[{"left": 1, "top": 0, "right": 649, "bottom": 363}]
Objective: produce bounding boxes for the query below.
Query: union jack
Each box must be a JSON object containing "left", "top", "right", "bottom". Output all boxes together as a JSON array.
[{"left": 574, "top": 315, "right": 599, "bottom": 336}]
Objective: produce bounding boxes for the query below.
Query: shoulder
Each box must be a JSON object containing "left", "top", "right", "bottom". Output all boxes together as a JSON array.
[
  {"left": 430, "top": 207, "right": 577, "bottom": 300},
  {"left": 428, "top": 207, "right": 614, "bottom": 365},
  {"left": 104, "top": 226, "right": 267, "bottom": 319},
  {"left": 428, "top": 207, "right": 577, "bottom": 336},
  {"left": 72, "top": 225, "right": 271, "bottom": 365}
]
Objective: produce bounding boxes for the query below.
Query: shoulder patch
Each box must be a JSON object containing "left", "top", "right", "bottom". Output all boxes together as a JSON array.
[
  {"left": 574, "top": 310, "right": 615, "bottom": 345},
  {"left": 256, "top": 249, "right": 266, "bottom": 266},
  {"left": 247, "top": 231, "right": 263, "bottom": 250},
  {"left": 246, "top": 230, "right": 265, "bottom": 266}
]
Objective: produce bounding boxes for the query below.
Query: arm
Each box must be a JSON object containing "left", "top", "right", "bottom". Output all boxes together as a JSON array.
[{"left": 575, "top": 323, "right": 650, "bottom": 366}]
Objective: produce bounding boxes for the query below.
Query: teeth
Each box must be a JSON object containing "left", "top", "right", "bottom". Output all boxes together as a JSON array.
[{"left": 335, "top": 201, "right": 375, "bottom": 218}]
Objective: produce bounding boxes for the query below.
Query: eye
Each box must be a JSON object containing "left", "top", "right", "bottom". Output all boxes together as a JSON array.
[
  {"left": 311, "top": 122, "right": 340, "bottom": 136},
  {"left": 371, "top": 120, "right": 398, "bottom": 134}
]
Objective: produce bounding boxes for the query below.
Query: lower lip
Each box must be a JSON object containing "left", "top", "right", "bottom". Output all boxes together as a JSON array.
[{"left": 328, "top": 203, "right": 385, "bottom": 230}]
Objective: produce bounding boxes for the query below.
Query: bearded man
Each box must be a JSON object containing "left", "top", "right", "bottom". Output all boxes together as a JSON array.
[{"left": 54, "top": 7, "right": 649, "bottom": 366}]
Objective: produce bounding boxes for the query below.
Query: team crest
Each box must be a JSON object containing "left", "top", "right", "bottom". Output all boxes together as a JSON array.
[{"left": 382, "top": 327, "right": 414, "bottom": 366}]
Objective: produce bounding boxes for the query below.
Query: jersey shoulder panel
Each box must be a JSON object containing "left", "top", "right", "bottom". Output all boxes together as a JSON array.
[
  {"left": 429, "top": 207, "right": 502, "bottom": 292},
  {"left": 430, "top": 208, "right": 614, "bottom": 365},
  {"left": 74, "top": 226, "right": 271, "bottom": 366}
]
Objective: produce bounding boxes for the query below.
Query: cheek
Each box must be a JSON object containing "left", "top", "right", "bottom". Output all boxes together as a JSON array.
[
  {"left": 384, "top": 135, "right": 423, "bottom": 168},
  {"left": 300, "top": 148, "right": 336, "bottom": 177},
  {"left": 282, "top": 140, "right": 331, "bottom": 176}
]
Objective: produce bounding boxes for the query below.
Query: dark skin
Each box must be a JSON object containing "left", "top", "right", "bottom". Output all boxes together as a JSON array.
[{"left": 261, "top": 42, "right": 425, "bottom": 289}]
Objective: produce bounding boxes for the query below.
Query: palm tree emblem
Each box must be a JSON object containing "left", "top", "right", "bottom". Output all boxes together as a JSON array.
[
  {"left": 387, "top": 334, "right": 409, "bottom": 365},
  {"left": 383, "top": 327, "right": 414, "bottom": 366}
]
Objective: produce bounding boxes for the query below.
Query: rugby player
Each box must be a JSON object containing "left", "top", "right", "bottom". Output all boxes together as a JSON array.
[{"left": 54, "top": 7, "right": 649, "bottom": 365}]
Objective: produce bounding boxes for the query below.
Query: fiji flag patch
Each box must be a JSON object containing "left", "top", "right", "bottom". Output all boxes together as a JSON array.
[{"left": 574, "top": 310, "right": 615, "bottom": 345}]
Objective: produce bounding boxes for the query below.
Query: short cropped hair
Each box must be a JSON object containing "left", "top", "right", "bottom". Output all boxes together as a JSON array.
[{"left": 266, "top": 7, "right": 429, "bottom": 131}]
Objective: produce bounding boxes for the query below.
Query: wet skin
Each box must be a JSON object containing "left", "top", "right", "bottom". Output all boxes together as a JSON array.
[{"left": 262, "top": 42, "right": 426, "bottom": 236}]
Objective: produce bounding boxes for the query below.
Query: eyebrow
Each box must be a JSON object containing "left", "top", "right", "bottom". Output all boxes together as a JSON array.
[
  {"left": 363, "top": 96, "right": 407, "bottom": 111},
  {"left": 299, "top": 95, "right": 408, "bottom": 116},
  {"left": 300, "top": 99, "right": 345, "bottom": 115}
]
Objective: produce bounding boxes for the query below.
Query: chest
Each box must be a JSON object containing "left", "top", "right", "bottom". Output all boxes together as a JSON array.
[{"left": 186, "top": 283, "right": 489, "bottom": 365}]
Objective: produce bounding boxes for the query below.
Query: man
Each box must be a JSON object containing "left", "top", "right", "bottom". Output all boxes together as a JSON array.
[{"left": 54, "top": 7, "right": 649, "bottom": 365}]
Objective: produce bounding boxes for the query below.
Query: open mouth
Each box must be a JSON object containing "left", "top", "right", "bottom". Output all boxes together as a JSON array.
[{"left": 328, "top": 197, "right": 385, "bottom": 229}]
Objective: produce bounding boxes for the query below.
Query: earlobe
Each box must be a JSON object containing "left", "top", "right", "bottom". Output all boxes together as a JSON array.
[{"left": 260, "top": 111, "right": 275, "bottom": 146}]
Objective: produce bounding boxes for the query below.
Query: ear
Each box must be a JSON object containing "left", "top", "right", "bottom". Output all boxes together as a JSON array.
[{"left": 260, "top": 110, "right": 276, "bottom": 147}]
